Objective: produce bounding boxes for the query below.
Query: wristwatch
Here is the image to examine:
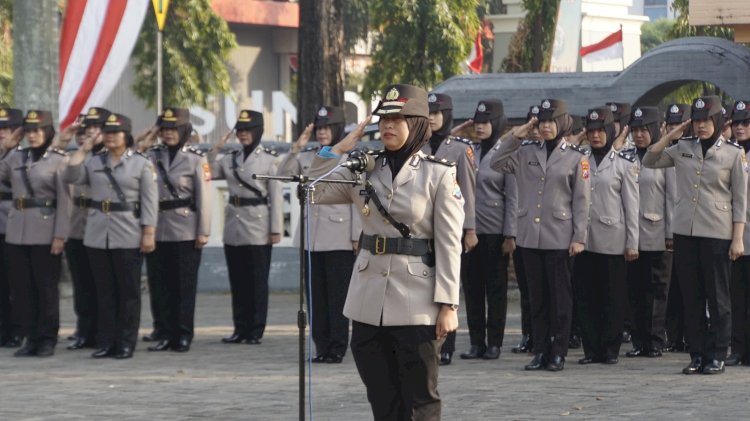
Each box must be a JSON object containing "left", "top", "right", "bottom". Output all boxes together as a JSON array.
[{"left": 441, "top": 303, "right": 459, "bottom": 311}]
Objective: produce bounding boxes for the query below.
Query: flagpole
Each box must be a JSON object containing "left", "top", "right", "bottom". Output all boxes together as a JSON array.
[{"left": 620, "top": 25, "right": 625, "bottom": 71}]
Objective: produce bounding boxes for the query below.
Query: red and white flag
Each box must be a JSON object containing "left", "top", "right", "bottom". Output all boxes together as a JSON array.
[
  {"left": 465, "top": 32, "right": 483, "bottom": 74},
  {"left": 59, "top": 0, "right": 149, "bottom": 128},
  {"left": 580, "top": 28, "right": 623, "bottom": 63}
]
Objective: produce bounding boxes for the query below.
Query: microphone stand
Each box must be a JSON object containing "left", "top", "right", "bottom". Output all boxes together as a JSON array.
[{"left": 253, "top": 171, "right": 363, "bottom": 421}]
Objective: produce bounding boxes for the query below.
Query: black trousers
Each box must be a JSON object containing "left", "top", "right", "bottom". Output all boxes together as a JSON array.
[
  {"left": 673, "top": 234, "right": 732, "bottom": 361},
  {"left": 463, "top": 234, "right": 509, "bottom": 347},
  {"left": 146, "top": 241, "right": 202, "bottom": 343},
  {"left": 87, "top": 248, "right": 143, "bottom": 349},
  {"left": 224, "top": 244, "right": 272, "bottom": 339},
  {"left": 513, "top": 248, "right": 532, "bottom": 338},
  {"left": 627, "top": 250, "right": 672, "bottom": 351},
  {"left": 730, "top": 255, "right": 750, "bottom": 358},
  {"left": 574, "top": 251, "right": 627, "bottom": 360},
  {"left": 520, "top": 247, "right": 573, "bottom": 357},
  {"left": 351, "top": 321, "right": 443, "bottom": 421},
  {"left": 306, "top": 250, "right": 354, "bottom": 357},
  {"left": 0, "top": 235, "right": 20, "bottom": 339},
  {"left": 5, "top": 244, "right": 61, "bottom": 345},
  {"left": 65, "top": 239, "right": 98, "bottom": 342},
  {"left": 666, "top": 257, "right": 685, "bottom": 346}
]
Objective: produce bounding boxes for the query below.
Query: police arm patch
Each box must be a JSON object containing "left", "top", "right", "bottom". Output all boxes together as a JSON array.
[{"left": 581, "top": 160, "right": 590, "bottom": 180}]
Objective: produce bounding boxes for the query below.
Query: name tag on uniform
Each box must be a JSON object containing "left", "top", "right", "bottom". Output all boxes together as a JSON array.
[
  {"left": 528, "top": 161, "right": 540, "bottom": 166},
  {"left": 681, "top": 153, "right": 693, "bottom": 158},
  {"left": 359, "top": 189, "right": 368, "bottom": 196}
]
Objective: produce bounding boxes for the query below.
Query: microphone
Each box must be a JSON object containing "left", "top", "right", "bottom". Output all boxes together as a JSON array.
[{"left": 340, "top": 150, "right": 375, "bottom": 172}]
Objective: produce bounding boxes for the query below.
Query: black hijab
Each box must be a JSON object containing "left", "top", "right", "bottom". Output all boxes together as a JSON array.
[
  {"left": 167, "top": 123, "right": 194, "bottom": 161},
  {"left": 30, "top": 126, "right": 56, "bottom": 162},
  {"left": 242, "top": 126, "right": 264, "bottom": 160},
  {"left": 429, "top": 109, "right": 453, "bottom": 154},
  {"left": 481, "top": 115, "right": 507, "bottom": 159},
  {"left": 384, "top": 116, "right": 431, "bottom": 179}
]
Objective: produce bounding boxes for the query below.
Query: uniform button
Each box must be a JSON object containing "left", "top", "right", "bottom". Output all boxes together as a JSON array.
[
  {"left": 387, "top": 193, "right": 393, "bottom": 199},
  {"left": 692, "top": 198, "right": 697, "bottom": 202},
  {"left": 723, "top": 205, "right": 728, "bottom": 209},
  {"left": 561, "top": 212, "right": 566, "bottom": 216},
  {"left": 533, "top": 217, "right": 540, "bottom": 223},
  {"left": 338, "top": 218, "right": 343, "bottom": 222},
  {"left": 184, "top": 210, "right": 189, "bottom": 215},
  {"left": 693, "top": 184, "right": 699, "bottom": 188},
  {"left": 381, "top": 271, "right": 388, "bottom": 277},
  {"left": 540, "top": 177, "right": 545, "bottom": 181},
  {"left": 587, "top": 217, "right": 591, "bottom": 221},
  {"left": 536, "top": 204, "right": 541, "bottom": 208},
  {"left": 383, "top": 219, "right": 390, "bottom": 225},
  {"left": 696, "top": 171, "right": 701, "bottom": 175},
  {"left": 422, "top": 270, "right": 428, "bottom": 276},
  {"left": 235, "top": 214, "right": 240, "bottom": 218},
  {"left": 537, "top": 191, "right": 542, "bottom": 195}
]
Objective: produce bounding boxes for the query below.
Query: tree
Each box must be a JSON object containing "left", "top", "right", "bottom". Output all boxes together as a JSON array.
[
  {"left": 131, "top": 0, "right": 237, "bottom": 109},
  {"left": 640, "top": 19, "right": 674, "bottom": 54},
  {"left": 362, "top": 0, "right": 480, "bottom": 99},
  {"left": 0, "top": 0, "right": 11, "bottom": 105},
  {"left": 669, "top": 0, "right": 734, "bottom": 40},
  {"left": 501, "top": 0, "right": 557, "bottom": 72},
  {"left": 297, "top": 0, "right": 345, "bottom": 133}
]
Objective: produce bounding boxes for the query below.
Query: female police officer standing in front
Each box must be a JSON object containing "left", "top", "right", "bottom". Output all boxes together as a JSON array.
[
  {"left": 65, "top": 113, "right": 158, "bottom": 359},
  {"left": 307, "top": 84, "right": 463, "bottom": 419},
  {"left": 644, "top": 96, "right": 747, "bottom": 375}
]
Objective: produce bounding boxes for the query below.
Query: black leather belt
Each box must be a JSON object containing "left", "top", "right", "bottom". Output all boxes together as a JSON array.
[
  {"left": 159, "top": 198, "right": 195, "bottom": 211},
  {"left": 228, "top": 195, "right": 268, "bottom": 207},
  {"left": 14, "top": 197, "right": 56, "bottom": 210},
  {"left": 0, "top": 192, "right": 11, "bottom": 201},
  {"left": 88, "top": 200, "right": 140, "bottom": 214},
  {"left": 360, "top": 234, "right": 433, "bottom": 256},
  {"left": 77, "top": 197, "right": 91, "bottom": 209}
]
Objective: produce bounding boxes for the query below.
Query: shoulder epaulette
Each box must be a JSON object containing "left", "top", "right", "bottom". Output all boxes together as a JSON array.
[
  {"left": 262, "top": 146, "right": 279, "bottom": 157},
  {"left": 366, "top": 149, "right": 384, "bottom": 156},
  {"left": 570, "top": 144, "right": 589, "bottom": 155},
  {"left": 49, "top": 148, "right": 67, "bottom": 156},
  {"left": 423, "top": 155, "right": 456, "bottom": 167},
  {"left": 448, "top": 136, "right": 473, "bottom": 146},
  {"left": 617, "top": 151, "right": 636, "bottom": 162},
  {"left": 301, "top": 146, "right": 320, "bottom": 153},
  {"left": 521, "top": 140, "right": 539, "bottom": 146},
  {"left": 727, "top": 139, "right": 742, "bottom": 149},
  {"left": 94, "top": 149, "right": 108, "bottom": 155},
  {"left": 16, "top": 146, "right": 26, "bottom": 151},
  {"left": 149, "top": 144, "right": 166, "bottom": 151},
  {"left": 678, "top": 136, "right": 698, "bottom": 142},
  {"left": 186, "top": 146, "right": 206, "bottom": 156}
]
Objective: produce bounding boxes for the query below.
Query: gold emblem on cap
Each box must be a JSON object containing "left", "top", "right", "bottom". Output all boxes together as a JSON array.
[
  {"left": 88, "top": 108, "right": 98, "bottom": 116},
  {"left": 0, "top": 109, "right": 6, "bottom": 118},
  {"left": 634, "top": 108, "right": 643, "bottom": 118},
  {"left": 477, "top": 103, "right": 487, "bottom": 113},
  {"left": 695, "top": 99, "right": 705, "bottom": 109},
  {"left": 26, "top": 111, "right": 40, "bottom": 123},
  {"left": 238, "top": 110, "right": 251, "bottom": 122},
  {"left": 385, "top": 88, "right": 399, "bottom": 101},
  {"left": 542, "top": 100, "right": 551, "bottom": 109},
  {"left": 105, "top": 114, "right": 119, "bottom": 125},
  {"left": 162, "top": 108, "right": 177, "bottom": 122},
  {"left": 670, "top": 104, "right": 679, "bottom": 114},
  {"left": 589, "top": 111, "right": 599, "bottom": 120}
]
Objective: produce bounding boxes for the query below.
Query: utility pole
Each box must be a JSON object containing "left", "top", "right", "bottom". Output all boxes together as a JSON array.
[{"left": 12, "top": 0, "right": 59, "bottom": 120}]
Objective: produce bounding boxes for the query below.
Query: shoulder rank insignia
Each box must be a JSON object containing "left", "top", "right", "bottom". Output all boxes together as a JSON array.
[
  {"left": 570, "top": 144, "right": 589, "bottom": 155},
  {"left": 678, "top": 136, "right": 698, "bottom": 142},
  {"left": 262, "top": 146, "right": 279, "bottom": 157},
  {"left": 727, "top": 139, "right": 742, "bottom": 149},
  {"left": 423, "top": 155, "right": 456, "bottom": 166},
  {"left": 50, "top": 148, "right": 67, "bottom": 156},
  {"left": 185, "top": 147, "right": 206, "bottom": 157},
  {"left": 366, "top": 149, "right": 384, "bottom": 156},
  {"left": 521, "top": 140, "right": 540, "bottom": 147},
  {"left": 449, "top": 136, "right": 473, "bottom": 146},
  {"left": 301, "top": 146, "right": 320, "bottom": 153},
  {"left": 617, "top": 151, "right": 636, "bottom": 162}
]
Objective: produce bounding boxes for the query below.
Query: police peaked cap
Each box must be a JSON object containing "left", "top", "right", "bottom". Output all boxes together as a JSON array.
[
  {"left": 629, "top": 106, "right": 661, "bottom": 128},
  {"left": 83, "top": 107, "right": 112, "bottom": 127},
  {"left": 473, "top": 100, "right": 504, "bottom": 123},
  {"left": 373, "top": 84, "right": 429, "bottom": 118},
  {"left": 585, "top": 107, "right": 614, "bottom": 130},
  {"left": 665, "top": 103, "right": 691, "bottom": 124},
  {"left": 157, "top": 107, "right": 190, "bottom": 128},
  {"left": 428, "top": 93, "right": 453, "bottom": 113},
  {"left": 0, "top": 108, "right": 24, "bottom": 129},
  {"left": 314, "top": 106, "right": 345, "bottom": 127},
  {"left": 102, "top": 113, "right": 132, "bottom": 134},
  {"left": 537, "top": 99, "right": 568, "bottom": 121},
  {"left": 234, "top": 110, "right": 264, "bottom": 131},
  {"left": 731, "top": 100, "right": 750, "bottom": 121},
  {"left": 22, "top": 110, "right": 54, "bottom": 130},
  {"left": 606, "top": 102, "right": 631, "bottom": 126},
  {"left": 690, "top": 96, "right": 722, "bottom": 120}
]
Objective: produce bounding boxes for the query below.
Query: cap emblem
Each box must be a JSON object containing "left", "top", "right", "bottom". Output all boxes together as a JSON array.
[
  {"left": 589, "top": 111, "right": 599, "bottom": 120},
  {"left": 670, "top": 104, "right": 679, "bottom": 114},
  {"left": 477, "top": 103, "right": 486, "bottom": 113},
  {"left": 737, "top": 101, "right": 746, "bottom": 111},
  {"left": 385, "top": 88, "right": 400, "bottom": 101},
  {"left": 318, "top": 107, "right": 328, "bottom": 117},
  {"left": 428, "top": 94, "right": 437, "bottom": 103},
  {"left": 531, "top": 106, "right": 539, "bottom": 115},
  {"left": 695, "top": 99, "right": 705, "bottom": 109},
  {"left": 542, "top": 100, "right": 551, "bottom": 109},
  {"left": 634, "top": 108, "right": 643, "bottom": 118}
]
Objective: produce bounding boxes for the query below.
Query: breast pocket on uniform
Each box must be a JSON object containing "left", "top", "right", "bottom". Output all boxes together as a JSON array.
[
  {"left": 598, "top": 214, "right": 620, "bottom": 226},
  {"left": 407, "top": 257, "right": 436, "bottom": 278},
  {"left": 328, "top": 213, "right": 350, "bottom": 223},
  {"left": 484, "top": 199, "right": 501, "bottom": 208},
  {"left": 553, "top": 210, "right": 572, "bottom": 220},
  {"left": 643, "top": 213, "right": 663, "bottom": 223},
  {"left": 715, "top": 201, "right": 730, "bottom": 212},
  {"left": 518, "top": 208, "right": 528, "bottom": 217}
]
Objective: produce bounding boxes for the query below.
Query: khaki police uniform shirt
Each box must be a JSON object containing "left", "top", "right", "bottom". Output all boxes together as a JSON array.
[
  {"left": 64, "top": 149, "right": 159, "bottom": 249},
  {"left": 420, "top": 136, "right": 477, "bottom": 230},
  {"left": 277, "top": 147, "right": 361, "bottom": 251},
  {"left": 0, "top": 150, "right": 14, "bottom": 235},
  {"left": 147, "top": 145, "right": 212, "bottom": 242},
  {"left": 635, "top": 154, "right": 675, "bottom": 251},
  {"left": 0, "top": 148, "right": 72, "bottom": 245},
  {"left": 308, "top": 151, "right": 464, "bottom": 327},
  {"left": 742, "top": 149, "right": 750, "bottom": 254},
  {"left": 586, "top": 149, "right": 640, "bottom": 255},
  {"left": 643, "top": 137, "right": 747, "bottom": 241},
  {"left": 210, "top": 147, "right": 283, "bottom": 246},
  {"left": 491, "top": 134, "right": 591, "bottom": 250},
  {"left": 475, "top": 140, "right": 517, "bottom": 236}
]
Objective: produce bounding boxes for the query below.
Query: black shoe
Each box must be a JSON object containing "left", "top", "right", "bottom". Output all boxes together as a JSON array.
[
  {"left": 568, "top": 334, "right": 581, "bottom": 349},
  {"left": 36, "top": 343, "right": 55, "bottom": 357},
  {"left": 621, "top": 331, "right": 632, "bottom": 344},
  {"left": 647, "top": 348, "right": 663, "bottom": 358},
  {"left": 67, "top": 333, "right": 78, "bottom": 341},
  {"left": 460, "top": 345, "right": 486, "bottom": 359},
  {"left": 91, "top": 347, "right": 115, "bottom": 358},
  {"left": 482, "top": 346, "right": 501, "bottom": 360},
  {"left": 524, "top": 353, "right": 546, "bottom": 370},
  {"left": 626, "top": 348, "right": 646, "bottom": 357},
  {"left": 114, "top": 346, "right": 134, "bottom": 359},
  {"left": 147, "top": 339, "right": 172, "bottom": 352},
  {"left": 325, "top": 354, "right": 343, "bottom": 363},
  {"left": 67, "top": 337, "right": 89, "bottom": 350},
  {"left": 702, "top": 360, "right": 725, "bottom": 374},
  {"left": 726, "top": 353, "right": 743, "bottom": 366},
  {"left": 13, "top": 343, "right": 37, "bottom": 357},
  {"left": 682, "top": 355, "right": 704, "bottom": 375},
  {"left": 2, "top": 336, "right": 22, "bottom": 348},
  {"left": 141, "top": 331, "right": 161, "bottom": 342},
  {"left": 547, "top": 355, "right": 565, "bottom": 371},
  {"left": 511, "top": 335, "right": 531, "bottom": 354},
  {"left": 244, "top": 337, "right": 262, "bottom": 345},
  {"left": 578, "top": 356, "right": 600, "bottom": 365},
  {"left": 603, "top": 356, "right": 619, "bottom": 365},
  {"left": 311, "top": 355, "right": 327, "bottom": 363},
  {"left": 221, "top": 333, "right": 245, "bottom": 344},
  {"left": 172, "top": 339, "right": 191, "bottom": 353},
  {"left": 439, "top": 352, "right": 452, "bottom": 365}
]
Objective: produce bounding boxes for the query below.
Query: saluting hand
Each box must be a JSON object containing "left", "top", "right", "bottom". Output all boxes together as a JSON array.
[
  {"left": 511, "top": 117, "right": 538, "bottom": 139},
  {"left": 612, "top": 125, "right": 630, "bottom": 151},
  {"left": 661, "top": 119, "right": 691, "bottom": 144},
  {"left": 136, "top": 126, "right": 159, "bottom": 152},
  {"left": 291, "top": 124, "right": 314, "bottom": 153},
  {"left": 450, "top": 119, "right": 474, "bottom": 137},
  {"left": 1, "top": 127, "right": 23, "bottom": 151},
  {"left": 55, "top": 122, "right": 81, "bottom": 149},
  {"left": 214, "top": 130, "right": 234, "bottom": 152},
  {"left": 332, "top": 115, "right": 372, "bottom": 155},
  {"left": 50, "top": 238, "right": 65, "bottom": 255}
]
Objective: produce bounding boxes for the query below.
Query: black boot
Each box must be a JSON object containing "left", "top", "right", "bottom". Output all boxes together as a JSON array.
[
  {"left": 439, "top": 352, "right": 453, "bottom": 365},
  {"left": 725, "top": 353, "right": 743, "bottom": 366},
  {"left": 682, "top": 354, "right": 703, "bottom": 375},
  {"left": 459, "top": 345, "right": 486, "bottom": 359},
  {"left": 524, "top": 353, "right": 546, "bottom": 370},
  {"left": 511, "top": 335, "right": 530, "bottom": 354}
]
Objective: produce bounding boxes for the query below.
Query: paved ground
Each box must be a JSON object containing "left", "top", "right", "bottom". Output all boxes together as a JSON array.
[{"left": 0, "top": 292, "right": 748, "bottom": 420}]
